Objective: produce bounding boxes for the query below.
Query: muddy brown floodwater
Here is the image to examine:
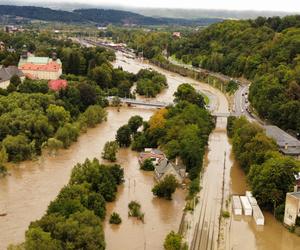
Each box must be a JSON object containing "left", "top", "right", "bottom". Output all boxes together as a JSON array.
[
  {"left": 1, "top": 49, "right": 300, "bottom": 250},
  {"left": 226, "top": 155, "right": 300, "bottom": 250}
]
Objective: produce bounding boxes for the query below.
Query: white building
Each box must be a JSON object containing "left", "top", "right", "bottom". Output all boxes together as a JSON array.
[
  {"left": 18, "top": 55, "right": 62, "bottom": 80},
  {"left": 284, "top": 192, "right": 300, "bottom": 227}
]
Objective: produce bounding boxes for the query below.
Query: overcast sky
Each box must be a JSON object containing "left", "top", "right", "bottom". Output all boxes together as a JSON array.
[
  {"left": 26, "top": 0, "right": 300, "bottom": 12},
  {"left": 6, "top": 0, "right": 300, "bottom": 12}
]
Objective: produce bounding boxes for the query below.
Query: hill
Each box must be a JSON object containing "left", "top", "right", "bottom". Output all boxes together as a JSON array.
[
  {"left": 170, "top": 16, "right": 300, "bottom": 134},
  {"left": 0, "top": 5, "right": 223, "bottom": 26}
]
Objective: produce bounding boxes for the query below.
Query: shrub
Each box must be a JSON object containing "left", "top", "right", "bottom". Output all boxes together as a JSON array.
[
  {"left": 109, "top": 212, "right": 122, "bottom": 224},
  {"left": 222, "top": 210, "right": 230, "bottom": 218},
  {"left": 164, "top": 231, "right": 183, "bottom": 250},
  {"left": 128, "top": 201, "right": 144, "bottom": 222},
  {"left": 140, "top": 158, "right": 155, "bottom": 171},
  {"left": 275, "top": 204, "right": 285, "bottom": 222}
]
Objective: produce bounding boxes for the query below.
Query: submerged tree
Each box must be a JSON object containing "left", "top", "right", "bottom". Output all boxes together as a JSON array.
[{"left": 102, "top": 141, "right": 119, "bottom": 162}]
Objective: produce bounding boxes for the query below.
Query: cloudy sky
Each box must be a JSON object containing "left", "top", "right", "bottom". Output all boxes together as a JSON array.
[
  {"left": 20, "top": 0, "right": 299, "bottom": 12},
  {"left": 3, "top": 0, "right": 299, "bottom": 12}
]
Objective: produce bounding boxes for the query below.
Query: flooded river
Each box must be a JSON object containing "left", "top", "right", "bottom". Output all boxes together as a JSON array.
[{"left": 1, "top": 50, "right": 299, "bottom": 250}]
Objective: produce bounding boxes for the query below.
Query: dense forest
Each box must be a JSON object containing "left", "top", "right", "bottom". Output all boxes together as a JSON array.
[
  {"left": 227, "top": 116, "right": 300, "bottom": 219},
  {"left": 169, "top": 16, "right": 300, "bottom": 134},
  {"left": 0, "top": 5, "right": 222, "bottom": 26}
]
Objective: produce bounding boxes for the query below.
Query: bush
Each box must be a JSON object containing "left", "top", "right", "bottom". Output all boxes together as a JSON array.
[
  {"left": 116, "top": 125, "right": 132, "bottom": 147},
  {"left": 164, "top": 231, "right": 183, "bottom": 250},
  {"left": 222, "top": 210, "right": 230, "bottom": 218},
  {"left": 128, "top": 201, "right": 144, "bottom": 222},
  {"left": 275, "top": 204, "right": 285, "bottom": 222},
  {"left": 109, "top": 212, "right": 122, "bottom": 225},
  {"left": 152, "top": 175, "right": 179, "bottom": 200},
  {"left": 140, "top": 158, "right": 155, "bottom": 171}
]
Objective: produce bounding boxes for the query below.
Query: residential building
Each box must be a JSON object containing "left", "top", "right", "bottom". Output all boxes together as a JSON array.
[
  {"left": 138, "top": 148, "right": 166, "bottom": 166},
  {"left": 172, "top": 32, "right": 181, "bottom": 38},
  {"left": 265, "top": 125, "right": 300, "bottom": 159},
  {"left": 18, "top": 53, "right": 62, "bottom": 80},
  {"left": 154, "top": 158, "right": 186, "bottom": 184},
  {"left": 284, "top": 192, "right": 300, "bottom": 227},
  {"left": 0, "top": 66, "right": 25, "bottom": 89}
]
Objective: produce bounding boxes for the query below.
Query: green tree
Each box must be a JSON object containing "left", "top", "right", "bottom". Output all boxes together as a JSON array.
[
  {"left": 152, "top": 175, "right": 179, "bottom": 200},
  {"left": 79, "top": 105, "right": 107, "bottom": 128},
  {"left": 116, "top": 125, "right": 132, "bottom": 147},
  {"left": 2, "top": 135, "right": 32, "bottom": 162},
  {"left": 55, "top": 123, "right": 79, "bottom": 148},
  {"left": 248, "top": 152, "right": 300, "bottom": 210},
  {"left": 128, "top": 115, "right": 143, "bottom": 134},
  {"left": 46, "top": 104, "right": 71, "bottom": 129},
  {"left": 102, "top": 141, "right": 119, "bottom": 162},
  {"left": 174, "top": 83, "right": 205, "bottom": 108},
  {"left": 25, "top": 228, "right": 62, "bottom": 250}
]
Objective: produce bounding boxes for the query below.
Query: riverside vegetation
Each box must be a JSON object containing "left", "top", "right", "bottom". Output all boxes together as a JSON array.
[
  {"left": 9, "top": 158, "right": 124, "bottom": 249},
  {"left": 227, "top": 116, "right": 300, "bottom": 221}
]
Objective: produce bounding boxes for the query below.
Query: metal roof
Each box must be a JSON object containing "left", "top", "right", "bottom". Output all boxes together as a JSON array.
[
  {"left": 0, "top": 66, "right": 24, "bottom": 83},
  {"left": 264, "top": 125, "right": 300, "bottom": 149}
]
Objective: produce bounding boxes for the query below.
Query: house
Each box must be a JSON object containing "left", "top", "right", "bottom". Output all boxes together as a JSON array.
[
  {"left": 154, "top": 158, "right": 186, "bottom": 184},
  {"left": 0, "top": 66, "right": 25, "bottom": 89},
  {"left": 138, "top": 148, "right": 166, "bottom": 166},
  {"left": 172, "top": 32, "right": 181, "bottom": 38},
  {"left": 18, "top": 52, "right": 62, "bottom": 80},
  {"left": 265, "top": 125, "right": 300, "bottom": 159},
  {"left": 48, "top": 79, "right": 68, "bottom": 91},
  {"left": 284, "top": 192, "right": 300, "bottom": 227}
]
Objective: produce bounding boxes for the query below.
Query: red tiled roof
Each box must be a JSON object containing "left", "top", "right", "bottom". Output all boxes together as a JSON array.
[
  {"left": 19, "top": 61, "right": 61, "bottom": 72},
  {"left": 48, "top": 79, "right": 68, "bottom": 91}
]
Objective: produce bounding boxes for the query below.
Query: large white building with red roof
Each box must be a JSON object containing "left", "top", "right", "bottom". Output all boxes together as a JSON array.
[{"left": 18, "top": 55, "right": 62, "bottom": 80}]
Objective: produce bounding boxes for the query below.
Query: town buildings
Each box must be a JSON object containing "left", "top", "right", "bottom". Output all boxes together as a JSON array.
[
  {"left": 284, "top": 192, "right": 300, "bottom": 227},
  {"left": 0, "top": 66, "right": 25, "bottom": 89}
]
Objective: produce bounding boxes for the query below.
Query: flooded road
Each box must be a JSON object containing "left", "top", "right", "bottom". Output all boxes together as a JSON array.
[{"left": 225, "top": 157, "right": 300, "bottom": 250}]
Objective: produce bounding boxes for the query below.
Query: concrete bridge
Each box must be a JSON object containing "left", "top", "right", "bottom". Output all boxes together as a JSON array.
[
  {"left": 107, "top": 96, "right": 172, "bottom": 108},
  {"left": 107, "top": 96, "right": 237, "bottom": 117}
]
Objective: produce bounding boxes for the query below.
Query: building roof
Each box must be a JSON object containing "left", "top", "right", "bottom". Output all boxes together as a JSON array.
[
  {"left": 19, "top": 56, "right": 62, "bottom": 67},
  {"left": 0, "top": 66, "right": 24, "bottom": 83},
  {"left": 19, "top": 61, "right": 61, "bottom": 72},
  {"left": 265, "top": 125, "right": 300, "bottom": 155},
  {"left": 48, "top": 79, "right": 68, "bottom": 91}
]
